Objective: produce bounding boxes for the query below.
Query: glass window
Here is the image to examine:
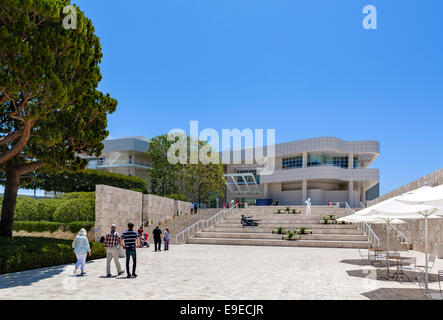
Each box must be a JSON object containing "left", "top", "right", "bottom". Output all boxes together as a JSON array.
[
  {"left": 282, "top": 156, "right": 303, "bottom": 169},
  {"left": 236, "top": 169, "right": 260, "bottom": 184},
  {"left": 307, "top": 154, "right": 323, "bottom": 167}
]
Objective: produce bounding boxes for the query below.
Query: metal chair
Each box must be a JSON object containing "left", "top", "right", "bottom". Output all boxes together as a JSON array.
[
  {"left": 416, "top": 255, "right": 436, "bottom": 273},
  {"left": 416, "top": 271, "right": 443, "bottom": 300},
  {"left": 399, "top": 257, "right": 416, "bottom": 281},
  {"left": 359, "top": 249, "right": 371, "bottom": 265}
]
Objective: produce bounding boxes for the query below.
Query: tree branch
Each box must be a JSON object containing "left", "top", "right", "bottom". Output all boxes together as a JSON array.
[
  {"left": 18, "top": 161, "right": 43, "bottom": 175},
  {"left": 0, "top": 129, "right": 24, "bottom": 146}
]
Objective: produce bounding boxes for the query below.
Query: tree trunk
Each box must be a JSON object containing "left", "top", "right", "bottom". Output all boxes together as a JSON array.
[{"left": 0, "top": 169, "right": 21, "bottom": 237}]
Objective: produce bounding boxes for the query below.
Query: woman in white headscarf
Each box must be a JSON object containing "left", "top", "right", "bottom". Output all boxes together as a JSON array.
[{"left": 72, "top": 228, "right": 91, "bottom": 276}]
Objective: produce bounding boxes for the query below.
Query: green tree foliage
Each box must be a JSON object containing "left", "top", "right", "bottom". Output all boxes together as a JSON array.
[
  {"left": 146, "top": 134, "right": 225, "bottom": 202},
  {"left": 17, "top": 169, "right": 148, "bottom": 193},
  {"left": 166, "top": 193, "right": 190, "bottom": 202},
  {"left": 0, "top": 0, "right": 117, "bottom": 236}
]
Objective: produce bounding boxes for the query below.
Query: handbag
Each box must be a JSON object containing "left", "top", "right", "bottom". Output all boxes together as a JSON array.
[{"left": 118, "top": 245, "right": 126, "bottom": 258}]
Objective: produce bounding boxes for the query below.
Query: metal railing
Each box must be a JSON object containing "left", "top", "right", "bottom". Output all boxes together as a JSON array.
[
  {"left": 344, "top": 202, "right": 354, "bottom": 215},
  {"left": 359, "top": 202, "right": 366, "bottom": 209},
  {"left": 175, "top": 204, "right": 239, "bottom": 244},
  {"left": 357, "top": 221, "right": 381, "bottom": 248},
  {"left": 388, "top": 222, "right": 410, "bottom": 250}
]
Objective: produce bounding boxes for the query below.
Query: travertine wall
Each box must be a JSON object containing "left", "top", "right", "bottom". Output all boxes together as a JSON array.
[
  {"left": 142, "top": 194, "right": 175, "bottom": 226},
  {"left": 95, "top": 185, "right": 143, "bottom": 241},
  {"left": 95, "top": 185, "right": 193, "bottom": 241},
  {"left": 395, "top": 219, "right": 443, "bottom": 256},
  {"left": 366, "top": 169, "right": 443, "bottom": 255},
  {"left": 367, "top": 169, "right": 443, "bottom": 206},
  {"left": 13, "top": 227, "right": 95, "bottom": 242},
  {"left": 174, "top": 200, "right": 191, "bottom": 215}
]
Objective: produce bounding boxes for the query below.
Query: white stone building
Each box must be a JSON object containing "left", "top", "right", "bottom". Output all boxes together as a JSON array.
[{"left": 223, "top": 137, "right": 380, "bottom": 208}]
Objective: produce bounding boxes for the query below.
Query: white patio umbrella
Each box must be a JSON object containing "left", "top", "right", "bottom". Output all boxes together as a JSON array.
[
  {"left": 395, "top": 185, "right": 443, "bottom": 295},
  {"left": 359, "top": 201, "right": 443, "bottom": 296}
]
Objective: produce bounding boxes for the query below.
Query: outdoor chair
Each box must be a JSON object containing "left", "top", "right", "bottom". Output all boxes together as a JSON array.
[
  {"left": 416, "top": 271, "right": 443, "bottom": 300},
  {"left": 416, "top": 255, "right": 436, "bottom": 274},
  {"left": 399, "top": 257, "right": 416, "bottom": 281},
  {"left": 358, "top": 249, "right": 370, "bottom": 265}
]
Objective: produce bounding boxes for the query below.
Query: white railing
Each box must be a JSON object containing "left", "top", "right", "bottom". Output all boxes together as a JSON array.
[
  {"left": 388, "top": 222, "right": 410, "bottom": 250},
  {"left": 357, "top": 221, "right": 381, "bottom": 248},
  {"left": 175, "top": 204, "right": 238, "bottom": 244},
  {"left": 359, "top": 202, "right": 366, "bottom": 209},
  {"left": 344, "top": 202, "right": 354, "bottom": 216}
]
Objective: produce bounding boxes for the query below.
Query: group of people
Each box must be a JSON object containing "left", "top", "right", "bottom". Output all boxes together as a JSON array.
[
  {"left": 190, "top": 201, "right": 199, "bottom": 214},
  {"left": 71, "top": 223, "right": 171, "bottom": 278}
]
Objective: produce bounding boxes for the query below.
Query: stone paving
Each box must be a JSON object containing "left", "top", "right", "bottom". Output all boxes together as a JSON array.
[{"left": 0, "top": 244, "right": 442, "bottom": 300}]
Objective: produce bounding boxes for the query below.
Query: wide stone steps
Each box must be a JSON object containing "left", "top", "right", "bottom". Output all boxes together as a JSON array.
[
  {"left": 187, "top": 237, "right": 369, "bottom": 249},
  {"left": 204, "top": 227, "right": 364, "bottom": 235},
  {"left": 194, "top": 231, "right": 367, "bottom": 241},
  {"left": 186, "top": 206, "right": 370, "bottom": 249}
]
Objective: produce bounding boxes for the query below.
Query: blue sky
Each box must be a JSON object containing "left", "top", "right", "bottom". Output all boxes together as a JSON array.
[{"left": 10, "top": 0, "right": 443, "bottom": 196}]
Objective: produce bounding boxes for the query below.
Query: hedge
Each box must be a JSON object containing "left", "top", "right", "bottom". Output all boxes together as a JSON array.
[
  {"left": 0, "top": 237, "right": 106, "bottom": 274},
  {"left": 53, "top": 198, "right": 95, "bottom": 222},
  {"left": 3, "top": 193, "right": 96, "bottom": 223},
  {"left": 19, "top": 169, "right": 148, "bottom": 193},
  {"left": 13, "top": 221, "right": 95, "bottom": 234}
]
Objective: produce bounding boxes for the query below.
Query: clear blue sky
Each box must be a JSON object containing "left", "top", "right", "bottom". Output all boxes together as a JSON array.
[{"left": 11, "top": 0, "right": 443, "bottom": 196}]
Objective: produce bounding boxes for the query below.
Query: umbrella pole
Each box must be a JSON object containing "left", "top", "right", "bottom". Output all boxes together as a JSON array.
[{"left": 425, "top": 215, "right": 429, "bottom": 296}]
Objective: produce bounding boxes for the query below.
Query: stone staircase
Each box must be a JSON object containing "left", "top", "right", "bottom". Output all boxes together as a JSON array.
[
  {"left": 370, "top": 224, "right": 409, "bottom": 251},
  {"left": 187, "top": 206, "right": 370, "bottom": 249}
]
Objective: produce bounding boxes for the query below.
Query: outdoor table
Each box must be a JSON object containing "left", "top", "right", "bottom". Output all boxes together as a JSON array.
[
  {"left": 368, "top": 248, "right": 386, "bottom": 264},
  {"left": 387, "top": 256, "right": 411, "bottom": 282}
]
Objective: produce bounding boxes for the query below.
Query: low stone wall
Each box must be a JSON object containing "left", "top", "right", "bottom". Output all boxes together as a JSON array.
[
  {"left": 366, "top": 169, "right": 443, "bottom": 255},
  {"left": 367, "top": 168, "right": 443, "bottom": 206},
  {"left": 395, "top": 219, "right": 443, "bottom": 256},
  {"left": 95, "top": 185, "right": 192, "bottom": 241},
  {"left": 143, "top": 194, "right": 175, "bottom": 226},
  {"left": 175, "top": 200, "right": 191, "bottom": 215},
  {"left": 95, "top": 185, "right": 143, "bottom": 241}
]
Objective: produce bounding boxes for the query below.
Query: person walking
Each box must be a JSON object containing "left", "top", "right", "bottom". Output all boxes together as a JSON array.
[
  {"left": 121, "top": 223, "right": 140, "bottom": 278},
  {"left": 153, "top": 225, "right": 162, "bottom": 252},
  {"left": 193, "top": 201, "right": 199, "bottom": 214},
  {"left": 104, "top": 224, "right": 124, "bottom": 277},
  {"left": 190, "top": 204, "right": 194, "bottom": 215},
  {"left": 72, "top": 228, "right": 91, "bottom": 276},
  {"left": 164, "top": 227, "right": 170, "bottom": 251}
]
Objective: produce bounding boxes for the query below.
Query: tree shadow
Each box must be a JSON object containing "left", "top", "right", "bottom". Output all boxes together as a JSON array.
[
  {"left": 346, "top": 269, "right": 441, "bottom": 283},
  {"left": 0, "top": 265, "right": 66, "bottom": 289}
]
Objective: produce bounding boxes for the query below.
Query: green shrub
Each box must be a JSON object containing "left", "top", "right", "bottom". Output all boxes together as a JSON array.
[
  {"left": 61, "top": 192, "right": 95, "bottom": 201},
  {"left": 14, "top": 197, "right": 39, "bottom": 221},
  {"left": 13, "top": 221, "right": 62, "bottom": 233},
  {"left": 36, "top": 199, "right": 59, "bottom": 221},
  {"left": 67, "top": 221, "right": 95, "bottom": 234},
  {"left": 53, "top": 198, "right": 95, "bottom": 223},
  {"left": 166, "top": 193, "right": 190, "bottom": 202},
  {"left": 129, "top": 188, "right": 147, "bottom": 194},
  {"left": 0, "top": 237, "right": 105, "bottom": 274}
]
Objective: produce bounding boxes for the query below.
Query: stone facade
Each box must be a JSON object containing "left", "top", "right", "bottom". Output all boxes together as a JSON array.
[
  {"left": 367, "top": 168, "right": 443, "bottom": 206},
  {"left": 95, "top": 185, "right": 143, "bottom": 241},
  {"left": 142, "top": 194, "right": 175, "bottom": 226},
  {"left": 95, "top": 185, "right": 193, "bottom": 241},
  {"left": 367, "top": 168, "right": 443, "bottom": 255}
]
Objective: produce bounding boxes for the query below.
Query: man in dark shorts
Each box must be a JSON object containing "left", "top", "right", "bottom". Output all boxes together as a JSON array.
[{"left": 153, "top": 225, "right": 162, "bottom": 252}]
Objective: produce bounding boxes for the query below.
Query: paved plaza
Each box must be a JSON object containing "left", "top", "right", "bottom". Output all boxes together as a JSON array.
[{"left": 0, "top": 244, "right": 441, "bottom": 300}]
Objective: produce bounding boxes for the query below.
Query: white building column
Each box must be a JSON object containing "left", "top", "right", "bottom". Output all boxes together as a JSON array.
[
  {"left": 302, "top": 152, "right": 308, "bottom": 168},
  {"left": 263, "top": 183, "right": 269, "bottom": 199},
  {"left": 348, "top": 153, "right": 354, "bottom": 169},
  {"left": 302, "top": 180, "right": 307, "bottom": 204},
  {"left": 348, "top": 181, "right": 354, "bottom": 208}
]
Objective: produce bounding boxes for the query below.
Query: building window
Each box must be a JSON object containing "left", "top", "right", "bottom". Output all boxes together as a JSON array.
[
  {"left": 282, "top": 156, "right": 303, "bottom": 169},
  {"left": 236, "top": 169, "right": 260, "bottom": 184},
  {"left": 307, "top": 154, "right": 323, "bottom": 167}
]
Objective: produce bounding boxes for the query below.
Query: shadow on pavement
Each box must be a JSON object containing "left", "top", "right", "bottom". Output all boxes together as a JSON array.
[
  {"left": 361, "top": 287, "right": 437, "bottom": 300},
  {"left": 0, "top": 265, "right": 65, "bottom": 289}
]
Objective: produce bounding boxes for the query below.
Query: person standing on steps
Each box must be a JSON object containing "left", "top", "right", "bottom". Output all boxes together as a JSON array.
[
  {"left": 104, "top": 224, "right": 125, "bottom": 277},
  {"left": 193, "top": 201, "right": 199, "bottom": 214},
  {"left": 153, "top": 225, "right": 162, "bottom": 252},
  {"left": 121, "top": 223, "right": 140, "bottom": 278}
]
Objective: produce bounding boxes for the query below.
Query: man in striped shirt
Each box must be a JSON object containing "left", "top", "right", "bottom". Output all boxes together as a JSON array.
[{"left": 121, "top": 222, "right": 140, "bottom": 278}]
